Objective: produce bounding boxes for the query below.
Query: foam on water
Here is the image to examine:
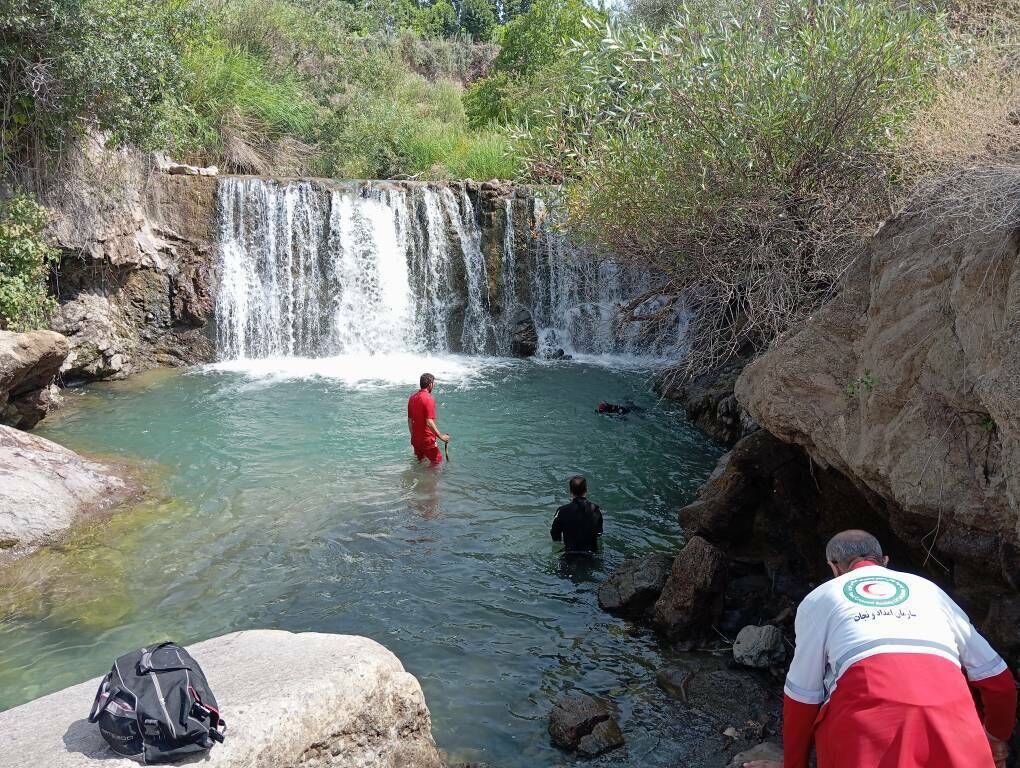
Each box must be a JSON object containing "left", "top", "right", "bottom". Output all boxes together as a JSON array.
[{"left": 202, "top": 352, "right": 498, "bottom": 388}]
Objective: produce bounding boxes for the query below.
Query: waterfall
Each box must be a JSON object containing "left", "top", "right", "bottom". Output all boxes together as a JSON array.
[{"left": 215, "top": 177, "right": 681, "bottom": 363}]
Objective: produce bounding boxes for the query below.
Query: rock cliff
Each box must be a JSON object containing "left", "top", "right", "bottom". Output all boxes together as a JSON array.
[
  {"left": 44, "top": 140, "right": 216, "bottom": 382},
  {"left": 735, "top": 202, "right": 1020, "bottom": 655},
  {"left": 0, "top": 629, "right": 443, "bottom": 768}
]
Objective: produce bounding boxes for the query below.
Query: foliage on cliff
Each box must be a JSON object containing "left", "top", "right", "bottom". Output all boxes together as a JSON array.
[
  {"left": 0, "top": 0, "right": 524, "bottom": 181},
  {"left": 0, "top": 196, "right": 57, "bottom": 331}
]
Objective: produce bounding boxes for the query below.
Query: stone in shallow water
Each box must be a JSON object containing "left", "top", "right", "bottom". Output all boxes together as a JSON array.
[
  {"left": 577, "top": 717, "right": 625, "bottom": 757},
  {"left": 733, "top": 625, "right": 786, "bottom": 669},
  {"left": 0, "top": 629, "right": 443, "bottom": 768},
  {"left": 548, "top": 693, "right": 623, "bottom": 755},
  {"left": 598, "top": 553, "right": 674, "bottom": 616}
]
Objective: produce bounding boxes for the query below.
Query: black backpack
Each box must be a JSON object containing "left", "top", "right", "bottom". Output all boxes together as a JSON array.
[{"left": 88, "top": 641, "right": 226, "bottom": 763}]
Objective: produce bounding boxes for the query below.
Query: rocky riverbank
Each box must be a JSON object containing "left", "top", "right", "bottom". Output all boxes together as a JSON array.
[{"left": 623, "top": 185, "right": 1020, "bottom": 758}]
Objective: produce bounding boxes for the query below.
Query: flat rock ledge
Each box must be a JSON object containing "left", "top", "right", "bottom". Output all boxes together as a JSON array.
[
  {"left": 0, "top": 425, "right": 138, "bottom": 557},
  {"left": 0, "top": 629, "right": 444, "bottom": 768}
]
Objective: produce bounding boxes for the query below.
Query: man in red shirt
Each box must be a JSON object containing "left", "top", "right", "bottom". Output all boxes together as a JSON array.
[{"left": 407, "top": 372, "right": 449, "bottom": 465}]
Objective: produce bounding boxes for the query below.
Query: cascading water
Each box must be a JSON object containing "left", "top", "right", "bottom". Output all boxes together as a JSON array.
[{"left": 215, "top": 177, "right": 682, "bottom": 364}]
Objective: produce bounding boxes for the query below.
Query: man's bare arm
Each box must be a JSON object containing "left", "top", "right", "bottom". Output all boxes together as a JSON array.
[{"left": 426, "top": 418, "right": 449, "bottom": 442}]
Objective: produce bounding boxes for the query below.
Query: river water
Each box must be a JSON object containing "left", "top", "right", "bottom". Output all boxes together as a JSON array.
[{"left": 0, "top": 355, "right": 723, "bottom": 765}]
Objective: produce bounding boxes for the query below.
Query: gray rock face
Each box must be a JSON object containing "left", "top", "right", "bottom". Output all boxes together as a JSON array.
[
  {"left": 598, "top": 553, "right": 673, "bottom": 616},
  {"left": 548, "top": 693, "right": 624, "bottom": 756},
  {"left": 0, "top": 629, "right": 443, "bottom": 768},
  {"left": 0, "top": 425, "right": 133, "bottom": 553},
  {"left": 652, "top": 536, "right": 727, "bottom": 641},
  {"left": 0, "top": 330, "right": 69, "bottom": 429},
  {"left": 732, "top": 625, "right": 786, "bottom": 669}
]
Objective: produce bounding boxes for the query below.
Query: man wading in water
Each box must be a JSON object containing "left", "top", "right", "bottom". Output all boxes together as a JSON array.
[
  {"left": 408, "top": 372, "right": 449, "bottom": 465},
  {"left": 551, "top": 476, "right": 603, "bottom": 554},
  {"left": 745, "top": 529, "right": 1017, "bottom": 768}
]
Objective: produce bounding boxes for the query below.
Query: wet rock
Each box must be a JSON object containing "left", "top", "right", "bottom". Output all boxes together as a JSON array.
[
  {"left": 598, "top": 553, "right": 673, "bottom": 616},
  {"left": 576, "top": 718, "right": 625, "bottom": 757},
  {"left": 46, "top": 141, "right": 217, "bottom": 383},
  {"left": 0, "top": 330, "right": 69, "bottom": 429},
  {"left": 652, "top": 536, "right": 727, "bottom": 641},
  {"left": 727, "top": 742, "right": 783, "bottom": 767},
  {"left": 548, "top": 693, "right": 623, "bottom": 755},
  {"left": 733, "top": 625, "right": 786, "bottom": 669},
  {"left": 678, "top": 430, "right": 803, "bottom": 545},
  {"left": 510, "top": 309, "right": 538, "bottom": 357}
]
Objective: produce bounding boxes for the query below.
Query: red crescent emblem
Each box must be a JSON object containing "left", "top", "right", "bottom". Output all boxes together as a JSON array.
[{"left": 861, "top": 582, "right": 882, "bottom": 595}]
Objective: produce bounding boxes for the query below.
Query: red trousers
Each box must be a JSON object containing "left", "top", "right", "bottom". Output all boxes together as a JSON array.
[
  {"left": 815, "top": 654, "right": 995, "bottom": 768},
  {"left": 413, "top": 442, "right": 443, "bottom": 464}
]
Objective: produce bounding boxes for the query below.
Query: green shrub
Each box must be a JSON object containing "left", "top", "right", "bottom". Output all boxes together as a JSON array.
[
  {"left": 0, "top": 196, "right": 58, "bottom": 331},
  {"left": 0, "top": 0, "right": 186, "bottom": 171},
  {"left": 520, "top": 0, "right": 949, "bottom": 377}
]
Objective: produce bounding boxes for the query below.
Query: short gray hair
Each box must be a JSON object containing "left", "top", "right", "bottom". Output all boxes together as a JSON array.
[{"left": 825, "top": 529, "right": 883, "bottom": 565}]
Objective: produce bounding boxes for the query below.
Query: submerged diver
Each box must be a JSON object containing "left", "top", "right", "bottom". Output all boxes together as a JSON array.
[
  {"left": 551, "top": 475, "right": 603, "bottom": 554},
  {"left": 596, "top": 401, "right": 644, "bottom": 416},
  {"left": 407, "top": 372, "right": 449, "bottom": 465}
]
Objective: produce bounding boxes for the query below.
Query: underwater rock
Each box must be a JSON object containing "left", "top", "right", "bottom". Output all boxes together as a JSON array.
[
  {"left": 0, "top": 629, "right": 443, "bottom": 768},
  {"left": 548, "top": 693, "right": 623, "bottom": 755}
]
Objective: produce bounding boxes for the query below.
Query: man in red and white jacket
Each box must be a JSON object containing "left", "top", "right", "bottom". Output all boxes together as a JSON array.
[{"left": 746, "top": 529, "right": 1017, "bottom": 768}]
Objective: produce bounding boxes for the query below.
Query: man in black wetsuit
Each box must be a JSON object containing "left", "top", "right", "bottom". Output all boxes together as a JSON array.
[{"left": 551, "top": 475, "right": 603, "bottom": 554}]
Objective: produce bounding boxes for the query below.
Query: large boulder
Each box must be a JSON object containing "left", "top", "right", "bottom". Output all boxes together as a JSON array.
[
  {"left": 0, "top": 629, "right": 443, "bottom": 768},
  {"left": 652, "top": 536, "right": 727, "bottom": 641},
  {"left": 735, "top": 202, "right": 1020, "bottom": 602},
  {"left": 597, "top": 553, "right": 673, "bottom": 616},
  {"left": 0, "top": 330, "right": 69, "bottom": 429},
  {"left": 0, "top": 425, "right": 134, "bottom": 554}
]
